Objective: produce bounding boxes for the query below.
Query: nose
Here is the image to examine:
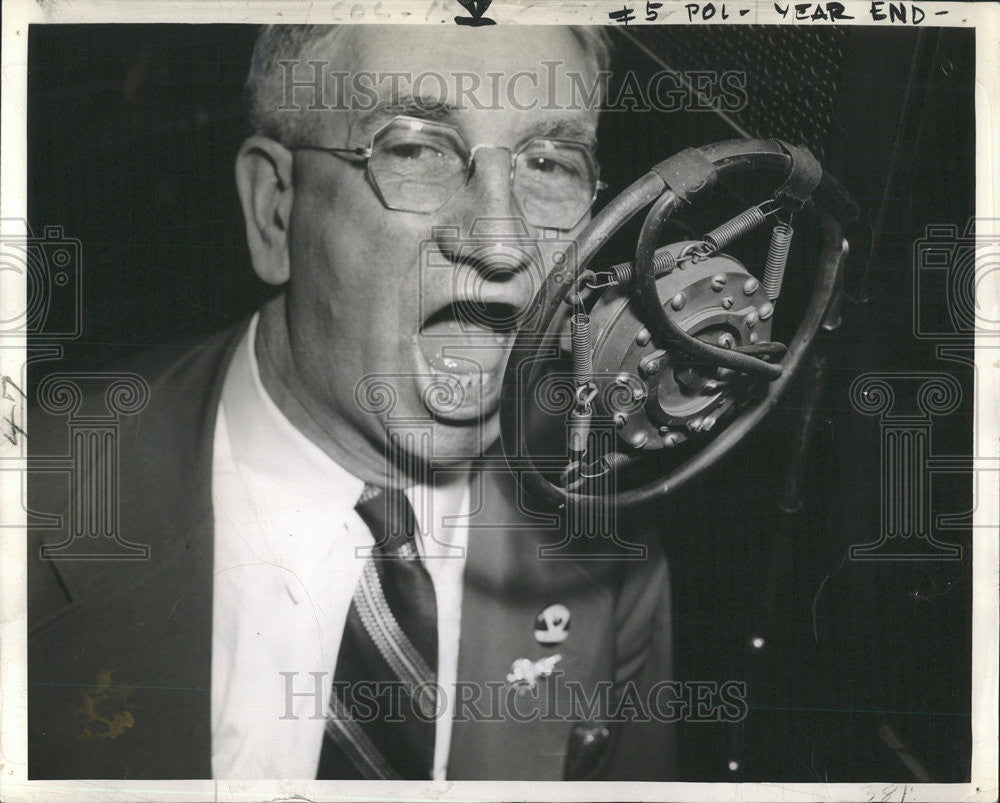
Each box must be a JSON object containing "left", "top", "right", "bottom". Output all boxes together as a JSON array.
[
  {"left": 435, "top": 147, "right": 538, "bottom": 273},
  {"left": 428, "top": 147, "right": 549, "bottom": 323},
  {"left": 465, "top": 147, "right": 520, "bottom": 221},
  {"left": 430, "top": 215, "right": 539, "bottom": 319},
  {"left": 445, "top": 147, "right": 542, "bottom": 238}
]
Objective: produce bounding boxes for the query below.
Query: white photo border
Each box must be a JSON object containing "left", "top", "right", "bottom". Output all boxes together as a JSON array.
[{"left": 1, "top": 1, "right": 997, "bottom": 800}]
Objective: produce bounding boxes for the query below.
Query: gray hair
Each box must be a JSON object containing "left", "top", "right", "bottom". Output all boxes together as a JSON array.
[{"left": 245, "top": 24, "right": 614, "bottom": 145}]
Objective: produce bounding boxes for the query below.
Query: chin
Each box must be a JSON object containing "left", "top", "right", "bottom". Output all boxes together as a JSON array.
[
  {"left": 384, "top": 414, "right": 500, "bottom": 472},
  {"left": 429, "top": 416, "right": 501, "bottom": 465},
  {"left": 365, "top": 379, "right": 502, "bottom": 476}
]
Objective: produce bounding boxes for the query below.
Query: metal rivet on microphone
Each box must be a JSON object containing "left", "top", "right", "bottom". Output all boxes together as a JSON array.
[
  {"left": 745, "top": 310, "right": 759, "bottom": 328},
  {"left": 663, "top": 432, "right": 682, "bottom": 447},
  {"left": 711, "top": 274, "right": 727, "bottom": 291},
  {"left": 630, "top": 431, "right": 648, "bottom": 448},
  {"left": 635, "top": 327, "right": 651, "bottom": 346},
  {"left": 670, "top": 292, "right": 687, "bottom": 311},
  {"left": 759, "top": 302, "right": 774, "bottom": 320},
  {"left": 743, "top": 277, "right": 759, "bottom": 295},
  {"left": 639, "top": 354, "right": 662, "bottom": 376},
  {"left": 721, "top": 296, "right": 734, "bottom": 309}
]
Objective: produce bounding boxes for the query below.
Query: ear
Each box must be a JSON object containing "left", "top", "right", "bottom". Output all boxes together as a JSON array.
[{"left": 235, "top": 136, "right": 295, "bottom": 285}]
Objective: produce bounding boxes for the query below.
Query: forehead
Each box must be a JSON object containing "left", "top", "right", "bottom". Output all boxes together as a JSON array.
[
  {"left": 324, "top": 25, "right": 599, "bottom": 143},
  {"left": 344, "top": 24, "right": 589, "bottom": 75}
]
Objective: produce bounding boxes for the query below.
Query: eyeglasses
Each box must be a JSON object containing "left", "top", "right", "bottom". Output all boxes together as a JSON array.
[{"left": 292, "top": 116, "right": 606, "bottom": 231}]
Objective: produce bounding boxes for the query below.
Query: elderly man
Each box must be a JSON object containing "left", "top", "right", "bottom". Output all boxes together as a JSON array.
[{"left": 28, "top": 24, "right": 674, "bottom": 781}]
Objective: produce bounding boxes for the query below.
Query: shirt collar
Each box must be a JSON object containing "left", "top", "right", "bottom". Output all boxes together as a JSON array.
[{"left": 225, "top": 312, "right": 470, "bottom": 555}]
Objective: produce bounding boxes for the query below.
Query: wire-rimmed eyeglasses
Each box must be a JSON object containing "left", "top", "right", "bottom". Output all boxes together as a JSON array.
[{"left": 291, "top": 115, "right": 606, "bottom": 231}]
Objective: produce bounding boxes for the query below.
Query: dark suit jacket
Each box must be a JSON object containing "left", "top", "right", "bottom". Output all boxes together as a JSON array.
[{"left": 27, "top": 322, "right": 675, "bottom": 780}]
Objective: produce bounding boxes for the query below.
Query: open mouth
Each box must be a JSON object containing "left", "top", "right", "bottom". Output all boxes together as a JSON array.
[{"left": 412, "top": 301, "right": 522, "bottom": 422}]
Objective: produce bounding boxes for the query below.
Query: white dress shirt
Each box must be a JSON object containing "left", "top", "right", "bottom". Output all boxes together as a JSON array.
[{"left": 211, "top": 314, "right": 469, "bottom": 779}]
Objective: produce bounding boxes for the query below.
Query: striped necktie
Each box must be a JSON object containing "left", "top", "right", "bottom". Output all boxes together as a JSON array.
[{"left": 316, "top": 484, "right": 439, "bottom": 779}]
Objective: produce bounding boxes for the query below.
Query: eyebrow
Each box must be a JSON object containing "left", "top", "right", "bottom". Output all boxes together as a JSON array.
[
  {"left": 353, "top": 93, "right": 598, "bottom": 148},
  {"left": 524, "top": 118, "right": 598, "bottom": 149},
  {"left": 355, "top": 93, "right": 460, "bottom": 135}
]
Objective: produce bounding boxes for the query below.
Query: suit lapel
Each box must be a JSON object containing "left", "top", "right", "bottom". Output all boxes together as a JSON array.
[{"left": 28, "top": 324, "right": 247, "bottom": 779}]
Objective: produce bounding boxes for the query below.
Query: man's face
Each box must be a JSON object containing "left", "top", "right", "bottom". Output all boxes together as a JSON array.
[{"left": 284, "top": 25, "right": 599, "bottom": 473}]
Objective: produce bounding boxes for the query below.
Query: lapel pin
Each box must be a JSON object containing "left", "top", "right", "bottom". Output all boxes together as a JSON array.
[
  {"left": 507, "top": 654, "right": 562, "bottom": 694},
  {"left": 534, "top": 603, "right": 571, "bottom": 645}
]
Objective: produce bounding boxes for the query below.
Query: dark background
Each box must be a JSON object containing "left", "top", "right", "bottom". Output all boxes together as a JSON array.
[{"left": 27, "top": 24, "right": 975, "bottom": 781}]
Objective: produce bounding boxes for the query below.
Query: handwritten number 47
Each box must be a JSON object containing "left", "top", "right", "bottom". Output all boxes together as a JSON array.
[{"left": 1, "top": 376, "right": 27, "bottom": 447}]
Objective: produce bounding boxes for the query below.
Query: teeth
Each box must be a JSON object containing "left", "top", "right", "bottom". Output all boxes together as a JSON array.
[
  {"left": 416, "top": 321, "right": 509, "bottom": 396},
  {"left": 428, "top": 364, "right": 499, "bottom": 386}
]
